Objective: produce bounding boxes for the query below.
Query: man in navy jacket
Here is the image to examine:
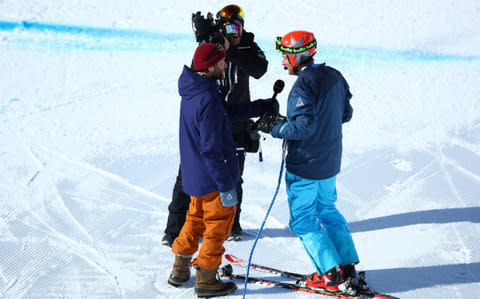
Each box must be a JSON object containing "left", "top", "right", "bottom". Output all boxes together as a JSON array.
[
  {"left": 168, "top": 43, "right": 276, "bottom": 297},
  {"left": 258, "top": 31, "right": 362, "bottom": 295},
  {"left": 162, "top": 4, "right": 268, "bottom": 246}
]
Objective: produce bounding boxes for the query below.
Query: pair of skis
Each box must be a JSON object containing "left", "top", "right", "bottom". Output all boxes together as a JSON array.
[{"left": 219, "top": 254, "right": 400, "bottom": 299}]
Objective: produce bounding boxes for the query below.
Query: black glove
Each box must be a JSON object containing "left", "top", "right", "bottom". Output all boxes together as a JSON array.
[{"left": 256, "top": 112, "right": 285, "bottom": 134}]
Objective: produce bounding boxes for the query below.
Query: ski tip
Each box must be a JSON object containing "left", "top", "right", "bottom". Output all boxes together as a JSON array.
[{"left": 224, "top": 254, "right": 238, "bottom": 263}]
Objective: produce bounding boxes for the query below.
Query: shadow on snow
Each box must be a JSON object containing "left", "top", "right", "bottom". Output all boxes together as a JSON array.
[
  {"left": 349, "top": 207, "right": 480, "bottom": 233},
  {"left": 368, "top": 262, "right": 480, "bottom": 293},
  {"left": 244, "top": 207, "right": 480, "bottom": 237}
]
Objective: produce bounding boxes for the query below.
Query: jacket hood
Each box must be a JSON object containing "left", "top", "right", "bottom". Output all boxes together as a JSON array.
[{"left": 178, "top": 65, "right": 217, "bottom": 100}]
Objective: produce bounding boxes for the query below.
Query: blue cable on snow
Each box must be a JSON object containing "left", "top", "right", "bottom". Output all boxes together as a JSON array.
[{"left": 242, "top": 140, "right": 287, "bottom": 298}]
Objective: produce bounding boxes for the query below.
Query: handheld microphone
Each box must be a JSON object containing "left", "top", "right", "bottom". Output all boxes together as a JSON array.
[
  {"left": 253, "top": 79, "right": 285, "bottom": 130},
  {"left": 256, "top": 79, "right": 285, "bottom": 162},
  {"left": 272, "top": 79, "right": 285, "bottom": 100}
]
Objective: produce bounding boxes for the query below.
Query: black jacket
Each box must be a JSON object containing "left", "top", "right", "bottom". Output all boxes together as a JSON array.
[{"left": 220, "top": 31, "right": 268, "bottom": 148}]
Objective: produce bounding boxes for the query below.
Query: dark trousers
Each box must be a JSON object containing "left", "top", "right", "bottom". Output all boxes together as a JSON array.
[
  {"left": 164, "top": 151, "right": 245, "bottom": 238},
  {"left": 231, "top": 150, "right": 245, "bottom": 234},
  {"left": 164, "top": 166, "right": 190, "bottom": 239}
]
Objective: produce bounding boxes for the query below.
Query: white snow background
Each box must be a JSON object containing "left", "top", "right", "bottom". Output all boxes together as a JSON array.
[{"left": 1, "top": 0, "right": 480, "bottom": 298}]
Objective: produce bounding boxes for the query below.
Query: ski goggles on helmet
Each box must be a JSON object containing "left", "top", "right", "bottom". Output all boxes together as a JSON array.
[
  {"left": 223, "top": 22, "right": 240, "bottom": 35},
  {"left": 275, "top": 36, "right": 317, "bottom": 54},
  {"left": 217, "top": 4, "right": 244, "bottom": 21}
]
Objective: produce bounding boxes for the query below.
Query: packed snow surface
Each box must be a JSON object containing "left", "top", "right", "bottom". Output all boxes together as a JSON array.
[{"left": 1, "top": 1, "right": 479, "bottom": 298}]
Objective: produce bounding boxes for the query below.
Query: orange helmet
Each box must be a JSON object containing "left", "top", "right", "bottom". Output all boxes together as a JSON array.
[{"left": 276, "top": 31, "right": 317, "bottom": 67}]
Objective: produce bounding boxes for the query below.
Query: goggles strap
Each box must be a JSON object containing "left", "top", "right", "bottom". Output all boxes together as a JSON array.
[{"left": 275, "top": 37, "right": 317, "bottom": 54}]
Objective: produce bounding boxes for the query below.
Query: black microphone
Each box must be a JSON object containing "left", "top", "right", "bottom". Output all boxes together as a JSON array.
[
  {"left": 254, "top": 79, "right": 285, "bottom": 130},
  {"left": 256, "top": 80, "right": 285, "bottom": 162},
  {"left": 272, "top": 79, "right": 285, "bottom": 100}
]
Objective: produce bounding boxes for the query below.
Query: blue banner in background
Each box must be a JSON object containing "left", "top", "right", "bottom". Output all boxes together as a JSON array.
[
  {"left": 0, "top": 20, "right": 195, "bottom": 52},
  {"left": 1, "top": 20, "right": 478, "bottom": 62},
  {"left": 0, "top": 20, "right": 188, "bottom": 40}
]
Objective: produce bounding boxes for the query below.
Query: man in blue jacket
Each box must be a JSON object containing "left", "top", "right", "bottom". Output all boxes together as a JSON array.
[
  {"left": 258, "top": 31, "right": 363, "bottom": 295},
  {"left": 168, "top": 43, "right": 277, "bottom": 297},
  {"left": 162, "top": 4, "right": 268, "bottom": 246}
]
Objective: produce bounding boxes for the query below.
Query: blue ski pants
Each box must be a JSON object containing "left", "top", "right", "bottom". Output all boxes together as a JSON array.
[{"left": 285, "top": 171, "right": 359, "bottom": 274}]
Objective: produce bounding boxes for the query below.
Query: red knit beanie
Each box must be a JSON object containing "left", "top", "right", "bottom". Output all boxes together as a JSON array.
[{"left": 193, "top": 43, "right": 226, "bottom": 71}]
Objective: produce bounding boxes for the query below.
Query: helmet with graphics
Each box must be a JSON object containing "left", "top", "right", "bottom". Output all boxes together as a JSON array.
[{"left": 276, "top": 31, "right": 317, "bottom": 67}]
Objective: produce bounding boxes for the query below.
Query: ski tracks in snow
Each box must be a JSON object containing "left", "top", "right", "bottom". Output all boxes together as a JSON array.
[
  {"left": 29, "top": 144, "right": 169, "bottom": 204},
  {"left": 0, "top": 143, "right": 171, "bottom": 298}
]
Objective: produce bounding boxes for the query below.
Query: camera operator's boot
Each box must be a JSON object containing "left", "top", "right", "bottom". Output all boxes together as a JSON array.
[
  {"left": 194, "top": 265, "right": 237, "bottom": 297},
  {"left": 168, "top": 254, "right": 192, "bottom": 287}
]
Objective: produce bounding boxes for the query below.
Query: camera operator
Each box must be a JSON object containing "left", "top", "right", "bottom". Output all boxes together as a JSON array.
[{"left": 162, "top": 4, "right": 268, "bottom": 246}]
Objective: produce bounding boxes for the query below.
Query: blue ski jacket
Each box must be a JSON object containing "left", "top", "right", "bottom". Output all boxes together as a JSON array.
[
  {"left": 272, "top": 63, "right": 353, "bottom": 180},
  {"left": 178, "top": 65, "right": 265, "bottom": 196}
]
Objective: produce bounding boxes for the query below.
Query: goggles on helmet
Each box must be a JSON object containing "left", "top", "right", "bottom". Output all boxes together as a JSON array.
[
  {"left": 217, "top": 4, "right": 244, "bottom": 21},
  {"left": 223, "top": 22, "right": 240, "bottom": 35},
  {"left": 275, "top": 36, "right": 317, "bottom": 54}
]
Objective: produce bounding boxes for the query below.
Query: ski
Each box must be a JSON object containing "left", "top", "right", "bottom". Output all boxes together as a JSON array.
[
  {"left": 224, "top": 254, "right": 400, "bottom": 299},
  {"left": 225, "top": 253, "right": 306, "bottom": 279},
  {"left": 220, "top": 265, "right": 381, "bottom": 299},
  {"left": 219, "top": 266, "right": 362, "bottom": 298}
]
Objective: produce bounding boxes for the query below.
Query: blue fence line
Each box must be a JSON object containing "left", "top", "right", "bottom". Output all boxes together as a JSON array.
[{"left": 1, "top": 20, "right": 478, "bottom": 62}]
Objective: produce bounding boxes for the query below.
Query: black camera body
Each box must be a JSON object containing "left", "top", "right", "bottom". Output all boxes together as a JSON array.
[{"left": 191, "top": 12, "right": 225, "bottom": 45}]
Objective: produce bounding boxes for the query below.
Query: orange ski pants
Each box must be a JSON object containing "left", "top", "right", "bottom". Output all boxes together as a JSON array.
[{"left": 172, "top": 190, "right": 236, "bottom": 269}]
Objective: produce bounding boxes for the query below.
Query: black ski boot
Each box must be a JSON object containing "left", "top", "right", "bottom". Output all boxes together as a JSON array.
[{"left": 342, "top": 263, "right": 369, "bottom": 292}]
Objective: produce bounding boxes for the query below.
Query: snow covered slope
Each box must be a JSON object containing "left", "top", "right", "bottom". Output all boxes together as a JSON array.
[{"left": 1, "top": 1, "right": 479, "bottom": 298}]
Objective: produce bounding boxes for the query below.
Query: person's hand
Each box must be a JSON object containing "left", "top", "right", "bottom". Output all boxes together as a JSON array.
[
  {"left": 220, "top": 189, "right": 238, "bottom": 207},
  {"left": 256, "top": 112, "right": 284, "bottom": 134},
  {"left": 222, "top": 35, "right": 230, "bottom": 51},
  {"left": 271, "top": 119, "right": 286, "bottom": 138}
]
